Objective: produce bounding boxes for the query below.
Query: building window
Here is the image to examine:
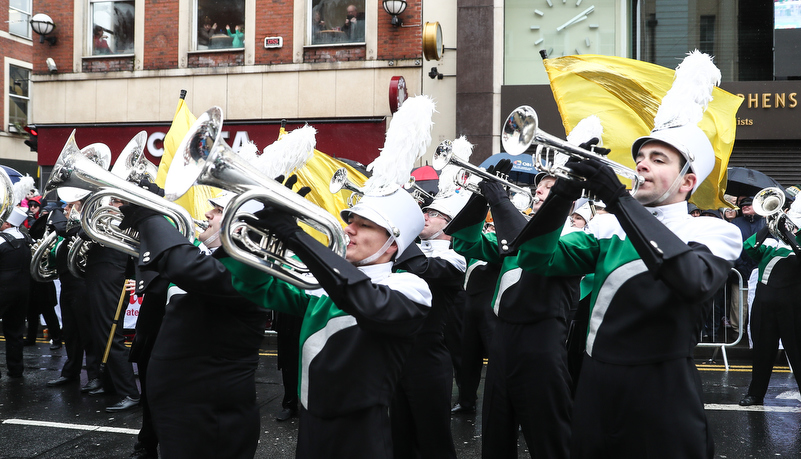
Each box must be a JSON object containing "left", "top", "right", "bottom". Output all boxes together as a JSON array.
[
  {"left": 700, "top": 15, "right": 715, "bottom": 56},
  {"left": 194, "top": 0, "right": 246, "bottom": 50},
  {"left": 9, "top": 0, "right": 32, "bottom": 40},
  {"left": 8, "top": 65, "right": 30, "bottom": 132},
  {"left": 89, "top": 0, "right": 135, "bottom": 55},
  {"left": 309, "top": 0, "right": 365, "bottom": 45}
]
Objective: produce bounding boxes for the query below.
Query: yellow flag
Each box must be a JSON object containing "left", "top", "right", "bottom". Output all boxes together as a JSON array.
[
  {"left": 543, "top": 54, "right": 744, "bottom": 210},
  {"left": 156, "top": 94, "right": 220, "bottom": 220}
]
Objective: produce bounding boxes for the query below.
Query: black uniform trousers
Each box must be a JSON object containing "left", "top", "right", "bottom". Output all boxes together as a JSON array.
[
  {"left": 443, "top": 290, "right": 465, "bottom": 395},
  {"left": 0, "top": 287, "right": 28, "bottom": 376},
  {"left": 59, "top": 274, "right": 98, "bottom": 380},
  {"left": 298, "top": 405, "right": 393, "bottom": 459},
  {"left": 148, "top": 354, "right": 260, "bottom": 459},
  {"left": 457, "top": 284, "right": 498, "bottom": 409},
  {"left": 85, "top": 248, "right": 139, "bottom": 398},
  {"left": 275, "top": 311, "right": 301, "bottom": 411},
  {"left": 25, "top": 279, "right": 60, "bottom": 344},
  {"left": 747, "top": 284, "right": 801, "bottom": 398},
  {"left": 572, "top": 355, "right": 713, "bottom": 459},
  {"left": 482, "top": 318, "right": 572, "bottom": 459},
  {"left": 390, "top": 332, "right": 457, "bottom": 459}
]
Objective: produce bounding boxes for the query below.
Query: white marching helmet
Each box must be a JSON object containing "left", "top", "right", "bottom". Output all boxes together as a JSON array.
[
  {"left": 5, "top": 206, "right": 27, "bottom": 227},
  {"left": 341, "top": 189, "right": 424, "bottom": 258},
  {"left": 423, "top": 192, "right": 470, "bottom": 221},
  {"left": 786, "top": 197, "right": 801, "bottom": 229},
  {"left": 631, "top": 123, "right": 715, "bottom": 194}
]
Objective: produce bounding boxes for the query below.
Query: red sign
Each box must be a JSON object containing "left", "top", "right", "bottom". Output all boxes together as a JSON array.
[
  {"left": 37, "top": 119, "right": 387, "bottom": 167},
  {"left": 389, "top": 76, "right": 407, "bottom": 114}
]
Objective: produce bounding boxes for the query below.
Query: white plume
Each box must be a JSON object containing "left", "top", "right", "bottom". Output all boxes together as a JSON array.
[
  {"left": 12, "top": 175, "right": 34, "bottom": 205},
  {"left": 364, "top": 96, "right": 436, "bottom": 195},
  {"left": 562, "top": 115, "right": 605, "bottom": 168},
  {"left": 653, "top": 50, "right": 720, "bottom": 130},
  {"left": 251, "top": 125, "right": 317, "bottom": 179},
  {"left": 438, "top": 136, "right": 474, "bottom": 197}
]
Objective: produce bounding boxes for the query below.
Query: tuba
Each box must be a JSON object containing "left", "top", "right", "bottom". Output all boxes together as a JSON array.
[
  {"left": 0, "top": 168, "right": 13, "bottom": 225},
  {"left": 329, "top": 167, "right": 363, "bottom": 207},
  {"left": 30, "top": 227, "right": 58, "bottom": 282},
  {"left": 752, "top": 187, "right": 799, "bottom": 248},
  {"left": 45, "top": 131, "right": 195, "bottom": 258},
  {"left": 164, "top": 106, "right": 348, "bottom": 290},
  {"left": 501, "top": 105, "right": 645, "bottom": 194},
  {"left": 111, "top": 131, "right": 158, "bottom": 183}
]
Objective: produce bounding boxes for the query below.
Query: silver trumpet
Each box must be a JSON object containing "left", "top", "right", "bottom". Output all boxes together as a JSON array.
[
  {"left": 329, "top": 167, "right": 363, "bottom": 207},
  {"left": 753, "top": 186, "right": 798, "bottom": 248},
  {"left": 432, "top": 142, "right": 536, "bottom": 211},
  {"left": 164, "top": 106, "right": 348, "bottom": 290},
  {"left": 45, "top": 130, "right": 195, "bottom": 258},
  {"left": 404, "top": 176, "right": 435, "bottom": 206},
  {"left": 502, "top": 105, "right": 644, "bottom": 194}
]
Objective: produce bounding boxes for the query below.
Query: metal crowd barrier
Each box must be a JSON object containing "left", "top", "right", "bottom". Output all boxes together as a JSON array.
[{"left": 696, "top": 268, "right": 745, "bottom": 370}]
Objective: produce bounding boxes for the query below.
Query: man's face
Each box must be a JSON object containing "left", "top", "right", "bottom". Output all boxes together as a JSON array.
[
  {"left": 65, "top": 200, "right": 82, "bottom": 216},
  {"left": 420, "top": 209, "right": 450, "bottom": 240},
  {"left": 344, "top": 214, "right": 396, "bottom": 264},
  {"left": 571, "top": 213, "right": 586, "bottom": 228},
  {"left": 199, "top": 205, "right": 223, "bottom": 247},
  {"left": 532, "top": 176, "right": 556, "bottom": 212},
  {"left": 347, "top": 6, "right": 357, "bottom": 17},
  {"left": 633, "top": 141, "right": 696, "bottom": 207},
  {"left": 0, "top": 222, "right": 11, "bottom": 231},
  {"left": 741, "top": 203, "right": 755, "bottom": 216}
]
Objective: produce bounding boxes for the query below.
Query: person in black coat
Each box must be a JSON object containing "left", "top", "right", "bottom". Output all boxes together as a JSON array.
[
  {"left": 0, "top": 208, "right": 33, "bottom": 378},
  {"left": 118, "top": 192, "right": 268, "bottom": 459},
  {"left": 24, "top": 211, "right": 62, "bottom": 349}
]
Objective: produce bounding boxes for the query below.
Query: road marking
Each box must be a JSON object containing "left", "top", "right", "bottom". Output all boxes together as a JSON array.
[
  {"left": 705, "top": 404, "right": 801, "bottom": 413},
  {"left": 2, "top": 419, "right": 139, "bottom": 435}
]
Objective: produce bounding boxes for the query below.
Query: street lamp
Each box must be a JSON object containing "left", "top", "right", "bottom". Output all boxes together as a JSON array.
[
  {"left": 30, "top": 13, "right": 57, "bottom": 45},
  {"left": 382, "top": 0, "right": 407, "bottom": 27}
]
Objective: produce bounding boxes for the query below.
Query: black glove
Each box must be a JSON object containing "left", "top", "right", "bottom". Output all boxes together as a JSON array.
[
  {"left": 568, "top": 158, "right": 627, "bottom": 209},
  {"left": 478, "top": 180, "right": 508, "bottom": 207},
  {"left": 241, "top": 174, "right": 310, "bottom": 243},
  {"left": 138, "top": 179, "right": 165, "bottom": 197},
  {"left": 488, "top": 158, "right": 513, "bottom": 178},
  {"left": 275, "top": 174, "right": 312, "bottom": 198},
  {"left": 578, "top": 137, "right": 612, "bottom": 157},
  {"left": 118, "top": 204, "right": 163, "bottom": 231},
  {"left": 444, "top": 193, "right": 488, "bottom": 235}
]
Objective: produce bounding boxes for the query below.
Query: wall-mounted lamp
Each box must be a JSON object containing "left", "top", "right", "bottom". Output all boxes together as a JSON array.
[
  {"left": 382, "top": 0, "right": 407, "bottom": 27},
  {"left": 30, "top": 13, "right": 57, "bottom": 45}
]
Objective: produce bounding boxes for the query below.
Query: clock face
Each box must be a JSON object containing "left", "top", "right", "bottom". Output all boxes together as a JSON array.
[
  {"left": 423, "top": 22, "right": 444, "bottom": 61},
  {"left": 529, "top": 1, "right": 615, "bottom": 58}
]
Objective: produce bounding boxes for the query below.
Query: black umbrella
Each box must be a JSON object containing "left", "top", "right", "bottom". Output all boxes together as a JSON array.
[{"left": 726, "top": 167, "right": 784, "bottom": 198}]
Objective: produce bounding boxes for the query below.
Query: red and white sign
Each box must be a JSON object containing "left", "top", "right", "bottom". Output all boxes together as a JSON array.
[{"left": 264, "top": 36, "right": 283, "bottom": 48}]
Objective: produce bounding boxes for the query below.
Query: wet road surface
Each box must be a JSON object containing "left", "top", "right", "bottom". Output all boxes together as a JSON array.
[{"left": 0, "top": 337, "right": 799, "bottom": 458}]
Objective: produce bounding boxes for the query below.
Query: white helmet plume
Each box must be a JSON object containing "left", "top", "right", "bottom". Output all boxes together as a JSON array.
[{"left": 437, "top": 136, "right": 473, "bottom": 197}]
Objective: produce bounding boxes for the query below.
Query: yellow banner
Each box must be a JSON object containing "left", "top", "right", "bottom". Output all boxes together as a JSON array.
[{"left": 543, "top": 54, "right": 744, "bottom": 210}]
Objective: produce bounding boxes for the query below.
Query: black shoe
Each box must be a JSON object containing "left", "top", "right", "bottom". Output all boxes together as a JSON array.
[
  {"left": 49, "top": 342, "right": 62, "bottom": 350},
  {"left": 739, "top": 395, "right": 763, "bottom": 406},
  {"left": 106, "top": 396, "right": 140, "bottom": 412},
  {"left": 88, "top": 387, "right": 106, "bottom": 396},
  {"left": 451, "top": 403, "right": 476, "bottom": 414},
  {"left": 81, "top": 378, "right": 102, "bottom": 393},
  {"left": 47, "top": 376, "right": 78, "bottom": 387},
  {"left": 129, "top": 444, "right": 158, "bottom": 459},
  {"left": 275, "top": 408, "right": 297, "bottom": 422}
]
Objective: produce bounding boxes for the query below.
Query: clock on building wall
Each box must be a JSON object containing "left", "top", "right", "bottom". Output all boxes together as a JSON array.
[
  {"left": 528, "top": 1, "right": 616, "bottom": 58},
  {"left": 422, "top": 22, "right": 444, "bottom": 61}
]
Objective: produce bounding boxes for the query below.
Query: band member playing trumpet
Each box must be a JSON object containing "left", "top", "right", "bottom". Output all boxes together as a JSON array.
[
  {"left": 116, "top": 188, "right": 268, "bottom": 458},
  {"left": 446, "top": 159, "right": 576, "bottom": 459},
  {"left": 510, "top": 51, "right": 742, "bottom": 459}
]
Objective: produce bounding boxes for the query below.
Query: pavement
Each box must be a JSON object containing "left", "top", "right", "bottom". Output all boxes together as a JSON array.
[{"left": 0, "top": 333, "right": 800, "bottom": 458}]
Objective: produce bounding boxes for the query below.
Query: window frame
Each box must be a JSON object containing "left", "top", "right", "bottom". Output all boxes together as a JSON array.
[
  {"left": 5, "top": 59, "right": 32, "bottom": 134},
  {"left": 9, "top": 0, "right": 32, "bottom": 40},
  {"left": 190, "top": 0, "right": 247, "bottom": 52},
  {"left": 87, "top": 0, "right": 137, "bottom": 57},
  {"left": 306, "top": 0, "right": 367, "bottom": 47}
]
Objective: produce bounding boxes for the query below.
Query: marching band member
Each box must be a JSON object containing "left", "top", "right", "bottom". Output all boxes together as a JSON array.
[
  {"left": 0, "top": 207, "right": 33, "bottom": 378},
  {"left": 510, "top": 51, "right": 742, "bottom": 458},
  {"left": 46, "top": 195, "right": 101, "bottom": 390},
  {"left": 739, "top": 199, "right": 801, "bottom": 406},
  {"left": 446, "top": 158, "right": 576, "bottom": 459},
  {"left": 223, "top": 96, "right": 434, "bottom": 458},
  {"left": 117, "top": 188, "right": 268, "bottom": 458}
]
